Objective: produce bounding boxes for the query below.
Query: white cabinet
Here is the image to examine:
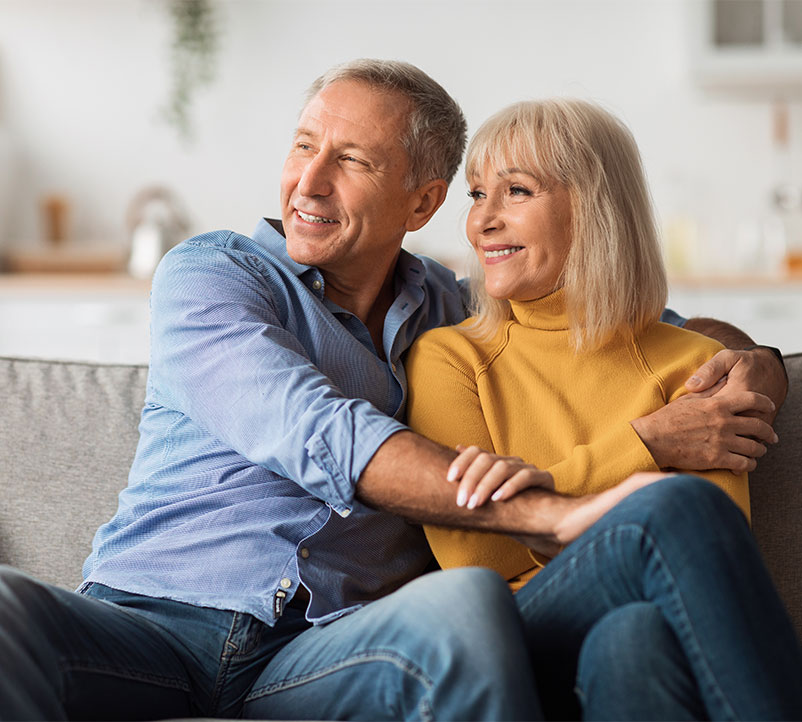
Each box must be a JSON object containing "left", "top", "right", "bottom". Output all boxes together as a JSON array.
[
  {"left": 669, "top": 277, "right": 802, "bottom": 354},
  {"left": 691, "top": 0, "right": 802, "bottom": 94},
  {"left": 0, "top": 275, "right": 150, "bottom": 364}
]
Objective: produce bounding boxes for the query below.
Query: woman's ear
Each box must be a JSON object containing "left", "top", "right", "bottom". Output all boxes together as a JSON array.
[{"left": 405, "top": 179, "right": 449, "bottom": 232}]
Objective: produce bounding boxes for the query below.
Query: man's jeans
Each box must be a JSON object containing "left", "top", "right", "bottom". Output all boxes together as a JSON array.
[
  {"left": 0, "top": 566, "right": 540, "bottom": 721},
  {"left": 1, "top": 475, "right": 801, "bottom": 721},
  {"left": 515, "top": 475, "right": 802, "bottom": 720}
]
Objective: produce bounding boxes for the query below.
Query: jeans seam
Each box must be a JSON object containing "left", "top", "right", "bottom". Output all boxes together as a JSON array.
[
  {"left": 59, "top": 659, "right": 191, "bottom": 692},
  {"left": 208, "top": 612, "right": 243, "bottom": 715},
  {"left": 245, "top": 648, "right": 435, "bottom": 722},
  {"left": 517, "top": 522, "right": 736, "bottom": 720},
  {"left": 638, "top": 526, "right": 737, "bottom": 720}
]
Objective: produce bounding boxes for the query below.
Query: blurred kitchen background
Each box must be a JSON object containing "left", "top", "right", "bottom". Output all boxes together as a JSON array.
[{"left": 1, "top": 0, "right": 801, "bottom": 363}]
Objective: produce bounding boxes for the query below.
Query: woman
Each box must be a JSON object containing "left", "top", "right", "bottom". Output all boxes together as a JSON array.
[
  {"left": 407, "top": 98, "right": 748, "bottom": 588},
  {"left": 405, "top": 99, "right": 801, "bottom": 720}
]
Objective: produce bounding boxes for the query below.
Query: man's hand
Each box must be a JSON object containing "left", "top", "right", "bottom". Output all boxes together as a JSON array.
[
  {"left": 685, "top": 347, "right": 788, "bottom": 423},
  {"left": 631, "top": 385, "right": 777, "bottom": 473}
]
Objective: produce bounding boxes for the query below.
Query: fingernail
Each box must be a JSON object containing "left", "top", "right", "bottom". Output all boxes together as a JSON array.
[
  {"left": 491, "top": 489, "right": 504, "bottom": 501},
  {"left": 456, "top": 489, "right": 468, "bottom": 507},
  {"left": 773, "top": 433, "right": 779, "bottom": 443},
  {"left": 686, "top": 375, "right": 701, "bottom": 387},
  {"left": 467, "top": 493, "right": 478, "bottom": 510},
  {"left": 447, "top": 466, "right": 459, "bottom": 482}
]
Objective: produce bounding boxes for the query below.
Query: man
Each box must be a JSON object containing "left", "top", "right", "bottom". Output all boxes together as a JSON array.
[{"left": 0, "top": 59, "right": 796, "bottom": 721}]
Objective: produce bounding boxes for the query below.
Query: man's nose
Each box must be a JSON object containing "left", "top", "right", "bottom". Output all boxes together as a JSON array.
[{"left": 297, "top": 152, "right": 333, "bottom": 198}]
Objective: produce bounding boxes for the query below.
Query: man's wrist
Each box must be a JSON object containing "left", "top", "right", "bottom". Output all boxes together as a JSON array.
[{"left": 743, "top": 344, "right": 788, "bottom": 383}]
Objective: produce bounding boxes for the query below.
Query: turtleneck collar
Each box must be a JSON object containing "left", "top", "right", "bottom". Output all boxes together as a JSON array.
[{"left": 508, "top": 287, "right": 570, "bottom": 330}]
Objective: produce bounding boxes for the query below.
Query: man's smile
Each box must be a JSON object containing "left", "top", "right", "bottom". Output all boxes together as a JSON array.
[{"left": 297, "top": 210, "right": 338, "bottom": 224}]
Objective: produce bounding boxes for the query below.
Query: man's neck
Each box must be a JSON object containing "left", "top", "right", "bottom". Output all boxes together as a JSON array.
[{"left": 323, "top": 257, "right": 399, "bottom": 361}]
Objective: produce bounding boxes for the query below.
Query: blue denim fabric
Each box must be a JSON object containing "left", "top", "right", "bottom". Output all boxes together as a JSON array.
[
  {"left": 81, "top": 219, "right": 469, "bottom": 626},
  {"left": 515, "top": 475, "right": 802, "bottom": 721},
  {"left": 0, "top": 567, "right": 540, "bottom": 721}
]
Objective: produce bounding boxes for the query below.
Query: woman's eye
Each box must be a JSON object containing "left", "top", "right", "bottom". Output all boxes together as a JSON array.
[
  {"left": 467, "top": 190, "right": 485, "bottom": 200},
  {"left": 509, "top": 185, "right": 532, "bottom": 196}
]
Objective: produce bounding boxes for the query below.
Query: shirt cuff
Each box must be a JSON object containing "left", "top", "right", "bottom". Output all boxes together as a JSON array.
[{"left": 304, "top": 399, "right": 407, "bottom": 516}]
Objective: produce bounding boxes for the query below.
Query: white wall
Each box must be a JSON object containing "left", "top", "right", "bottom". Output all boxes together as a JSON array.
[{"left": 0, "top": 0, "right": 799, "bottom": 271}]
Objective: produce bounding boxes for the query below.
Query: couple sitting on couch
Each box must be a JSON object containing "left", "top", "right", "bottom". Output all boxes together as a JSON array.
[{"left": 0, "top": 59, "right": 799, "bottom": 721}]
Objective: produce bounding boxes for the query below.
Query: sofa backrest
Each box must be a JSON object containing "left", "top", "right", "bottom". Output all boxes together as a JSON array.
[
  {"left": 0, "top": 354, "right": 800, "bottom": 640},
  {"left": 0, "top": 357, "right": 148, "bottom": 589}
]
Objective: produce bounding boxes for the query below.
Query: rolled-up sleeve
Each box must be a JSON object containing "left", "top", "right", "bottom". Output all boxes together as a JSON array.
[{"left": 148, "top": 239, "right": 406, "bottom": 514}]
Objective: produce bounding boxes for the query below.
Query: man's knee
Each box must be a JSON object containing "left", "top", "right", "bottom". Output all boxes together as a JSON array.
[{"left": 0, "top": 565, "right": 50, "bottom": 611}]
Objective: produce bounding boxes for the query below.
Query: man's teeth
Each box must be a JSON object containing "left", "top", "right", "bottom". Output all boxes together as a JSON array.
[
  {"left": 298, "top": 210, "right": 336, "bottom": 223},
  {"left": 485, "top": 247, "right": 523, "bottom": 258}
]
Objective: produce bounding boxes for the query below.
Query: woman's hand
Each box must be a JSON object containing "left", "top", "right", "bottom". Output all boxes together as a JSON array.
[{"left": 446, "top": 445, "right": 554, "bottom": 509}]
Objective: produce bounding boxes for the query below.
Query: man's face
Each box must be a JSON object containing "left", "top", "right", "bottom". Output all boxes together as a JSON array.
[{"left": 280, "top": 80, "right": 419, "bottom": 281}]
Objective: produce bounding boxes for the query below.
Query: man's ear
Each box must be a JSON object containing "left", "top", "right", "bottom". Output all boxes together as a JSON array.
[{"left": 405, "top": 179, "right": 448, "bottom": 233}]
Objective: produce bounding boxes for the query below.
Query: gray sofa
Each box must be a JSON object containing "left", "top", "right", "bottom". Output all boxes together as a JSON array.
[{"left": 1, "top": 354, "right": 801, "bottom": 645}]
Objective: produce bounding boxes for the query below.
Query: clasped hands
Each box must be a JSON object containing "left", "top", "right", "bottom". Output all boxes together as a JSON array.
[{"left": 445, "top": 348, "right": 786, "bottom": 543}]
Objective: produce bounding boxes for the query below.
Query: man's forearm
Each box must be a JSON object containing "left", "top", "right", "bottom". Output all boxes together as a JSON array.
[
  {"left": 356, "top": 430, "right": 570, "bottom": 556},
  {"left": 683, "top": 317, "right": 754, "bottom": 349}
]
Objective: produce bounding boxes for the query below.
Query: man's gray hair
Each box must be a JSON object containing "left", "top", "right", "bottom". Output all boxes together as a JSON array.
[{"left": 305, "top": 59, "right": 467, "bottom": 190}]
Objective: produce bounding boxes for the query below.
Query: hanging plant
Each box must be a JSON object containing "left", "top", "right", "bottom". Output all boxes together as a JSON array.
[{"left": 162, "top": 0, "right": 219, "bottom": 141}]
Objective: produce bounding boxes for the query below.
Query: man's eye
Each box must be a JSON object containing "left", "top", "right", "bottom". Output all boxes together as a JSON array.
[{"left": 343, "top": 155, "right": 363, "bottom": 164}]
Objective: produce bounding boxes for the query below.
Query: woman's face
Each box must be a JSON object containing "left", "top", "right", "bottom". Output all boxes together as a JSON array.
[{"left": 466, "top": 163, "right": 572, "bottom": 302}]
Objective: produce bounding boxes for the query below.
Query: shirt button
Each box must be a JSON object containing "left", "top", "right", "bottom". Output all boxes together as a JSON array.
[
  {"left": 391, "top": 363, "right": 397, "bottom": 373},
  {"left": 312, "top": 280, "right": 322, "bottom": 290},
  {"left": 280, "top": 577, "right": 292, "bottom": 589},
  {"left": 300, "top": 548, "right": 310, "bottom": 559}
]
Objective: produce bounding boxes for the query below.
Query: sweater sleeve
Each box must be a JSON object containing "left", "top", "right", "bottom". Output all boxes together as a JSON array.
[
  {"left": 405, "top": 329, "right": 538, "bottom": 580},
  {"left": 640, "top": 325, "right": 751, "bottom": 521}
]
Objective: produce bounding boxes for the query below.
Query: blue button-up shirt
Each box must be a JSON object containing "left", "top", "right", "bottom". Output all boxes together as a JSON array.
[{"left": 81, "top": 219, "right": 469, "bottom": 626}]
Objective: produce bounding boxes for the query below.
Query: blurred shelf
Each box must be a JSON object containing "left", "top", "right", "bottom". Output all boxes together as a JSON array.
[
  {"left": 669, "top": 273, "right": 802, "bottom": 288},
  {"left": 1, "top": 243, "right": 127, "bottom": 274}
]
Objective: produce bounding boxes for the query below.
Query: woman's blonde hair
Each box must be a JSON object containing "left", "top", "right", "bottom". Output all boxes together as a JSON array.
[{"left": 465, "top": 98, "right": 667, "bottom": 351}]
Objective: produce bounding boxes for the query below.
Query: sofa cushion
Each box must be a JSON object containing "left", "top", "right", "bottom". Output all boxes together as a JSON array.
[{"left": 0, "top": 357, "right": 148, "bottom": 590}]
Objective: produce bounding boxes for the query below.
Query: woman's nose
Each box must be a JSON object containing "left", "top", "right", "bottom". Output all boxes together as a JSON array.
[
  {"left": 469, "top": 197, "right": 504, "bottom": 236},
  {"left": 297, "top": 153, "right": 333, "bottom": 198}
]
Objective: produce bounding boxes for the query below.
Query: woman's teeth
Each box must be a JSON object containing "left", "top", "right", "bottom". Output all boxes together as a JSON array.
[
  {"left": 484, "top": 247, "right": 523, "bottom": 258},
  {"left": 298, "top": 210, "right": 336, "bottom": 223}
]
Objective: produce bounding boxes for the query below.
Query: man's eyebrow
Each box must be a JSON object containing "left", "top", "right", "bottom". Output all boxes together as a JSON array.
[{"left": 293, "top": 126, "right": 318, "bottom": 139}]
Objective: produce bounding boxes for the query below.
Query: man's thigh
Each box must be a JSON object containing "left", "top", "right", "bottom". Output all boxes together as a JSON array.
[
  {"left": 0, "top": 567, "right": 193, "bottom": 720},
  {"left": 243, "top": 567, "right": 542, "bottom": 722}
]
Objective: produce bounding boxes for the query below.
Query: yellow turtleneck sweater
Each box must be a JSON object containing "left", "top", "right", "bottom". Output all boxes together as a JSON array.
[{"left": 405, "top": 289, "right": 749, "bottom": 591}]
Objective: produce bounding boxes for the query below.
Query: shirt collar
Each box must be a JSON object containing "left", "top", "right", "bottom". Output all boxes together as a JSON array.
[{"left": 252, "top": 217, "right": 312, "bottom": 279}]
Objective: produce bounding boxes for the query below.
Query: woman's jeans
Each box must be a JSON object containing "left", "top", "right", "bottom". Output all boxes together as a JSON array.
[
  {"left": 515, "top": 475, "right": 802, "bottom": 720},
  {"left": 0, "top": 475, "right": 800, "bottom": 720}
]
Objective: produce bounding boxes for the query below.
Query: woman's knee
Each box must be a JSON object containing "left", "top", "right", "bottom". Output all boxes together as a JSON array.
[
  {"left": 621, "top": 475, "right": 746, "bottom": 535},
  {"left": 577, "top": 602, "right": 704, "bottom": 719}
]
